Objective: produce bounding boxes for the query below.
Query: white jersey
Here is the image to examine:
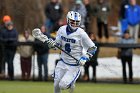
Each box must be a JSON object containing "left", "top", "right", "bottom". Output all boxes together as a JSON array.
[{"left": 55, "top": 25, "right": 95, "bottom": 65}]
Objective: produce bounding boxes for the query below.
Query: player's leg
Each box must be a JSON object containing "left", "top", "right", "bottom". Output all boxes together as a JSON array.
[
  {"left": 59, "top": 66, "right": 81, "bottom": 93},
  {"left": 54, "top": 62, "right": 66, "bottom": 93}
]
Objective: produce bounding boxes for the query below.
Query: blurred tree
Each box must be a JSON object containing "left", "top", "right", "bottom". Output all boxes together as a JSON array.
[
  {"left": 0, "top": 0, "right": 140, "bottom": 33},
  {"left": 0, "top": 0, "right": 46, "bottom": 33},
  {"left": 0, "top": 0, "right": 7, "bottom": 24}
]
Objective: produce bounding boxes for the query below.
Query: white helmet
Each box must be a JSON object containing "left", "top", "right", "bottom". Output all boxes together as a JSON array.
[{"left": 67, "top": 11, "right": 81, "bottom": 30}]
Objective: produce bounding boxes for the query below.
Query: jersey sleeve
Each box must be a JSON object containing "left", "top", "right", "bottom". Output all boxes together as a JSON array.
[{"left": 81, "top": 31, "right": 95, "bottom": 51}]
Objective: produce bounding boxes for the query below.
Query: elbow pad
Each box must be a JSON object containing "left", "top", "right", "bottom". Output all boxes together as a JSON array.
[{"left": 87, "top": 46, "right": 97, "bottom": 57}]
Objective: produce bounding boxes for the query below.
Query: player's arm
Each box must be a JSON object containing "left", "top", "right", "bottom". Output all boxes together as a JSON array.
[
  {"left": 78, "top": 31, "right": 97, "bottom": 66},
  {"left": 81, "top": 31, "right": 97, "bottom": 56},
  {"left": 79, "top": 46, "right": 97, "bottom": 66}
]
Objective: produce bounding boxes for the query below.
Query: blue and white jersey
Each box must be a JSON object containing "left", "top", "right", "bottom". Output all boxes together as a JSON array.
[{"left": 55, "top": 25, "right": 95, "bottom": 65}]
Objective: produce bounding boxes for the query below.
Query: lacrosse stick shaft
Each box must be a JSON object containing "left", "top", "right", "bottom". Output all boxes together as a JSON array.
[{"left": 53, "top": 45, "right": 79, "bottom": 62}]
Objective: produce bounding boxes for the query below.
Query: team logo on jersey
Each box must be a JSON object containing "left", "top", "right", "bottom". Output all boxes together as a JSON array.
[{"left": 61, "top": 36, "right": 76, "bottom": 43}]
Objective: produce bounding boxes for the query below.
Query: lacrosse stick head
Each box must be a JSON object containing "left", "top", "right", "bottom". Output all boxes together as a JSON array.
[{"left": 32, "top": 28, "right": 48, "bottom": 42}]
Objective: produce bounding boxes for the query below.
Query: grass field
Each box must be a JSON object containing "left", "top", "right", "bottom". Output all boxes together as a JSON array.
[{"left": 0, "top": 81, "right": 140, "bottom": 93}]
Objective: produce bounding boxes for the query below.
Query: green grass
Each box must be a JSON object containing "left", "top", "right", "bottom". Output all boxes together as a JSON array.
[{"left": 0, "top": 81, "right": 140, "bottom": 93}]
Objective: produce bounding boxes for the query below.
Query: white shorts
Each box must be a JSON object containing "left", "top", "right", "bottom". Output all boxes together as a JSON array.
[{"left": 54, "top": 60, "right": 81, "bottom": 89}]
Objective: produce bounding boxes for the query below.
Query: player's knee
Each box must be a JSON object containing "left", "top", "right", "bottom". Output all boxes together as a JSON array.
[{"left": 59, "top": 81, "right": 69, "bottom": 90}]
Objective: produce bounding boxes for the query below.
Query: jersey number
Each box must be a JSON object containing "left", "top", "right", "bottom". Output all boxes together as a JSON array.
[{"left": 65, "top": 43, "right": 71, "bottom": 53}]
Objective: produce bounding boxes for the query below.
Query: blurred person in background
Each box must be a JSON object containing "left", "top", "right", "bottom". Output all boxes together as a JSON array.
[
  {"left": 45, "top": 0, "right": 63, "bottom": 34},
  {"left": 71, "top": 0, "right": 87, "bottom": 30},
  {"left": 0, "top": 15, "right": 12, "bottom": 77},
  {"left": 83, "top": 0, "right": 92, "bottom": 33},
  {"left": 118, "top": 31, "right": 134, "bottom": 83},
  {"left": 119, "top": 0, "right": 129, "bottom": 20},
  {"left": 83, "top": 32, "right": 99, "bottom": 82},
  {"left": 17, "top": 30, "right": 34, "bottom": 80},
  {"left": 118, "top": 0, "right": 129, "bottom": 36},
  {"left": 93, "top": 0, "right": 110, "bottom": 42},
  {"left": 0, "top": 27, "right": 2, "bottom": 75},
  {"left": 124, "top": 0, "right": 140, "bottom": 43},
  {"left": 1, "top": 20, "right": 18, "bottom": 80},
  {"left": 34, "top": 25, "right": 50, "bottom": 81}
]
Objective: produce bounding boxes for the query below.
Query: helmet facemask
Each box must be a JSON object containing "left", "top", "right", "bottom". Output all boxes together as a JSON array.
[{"left": 68, "top": 19, "right": 80, "bottom": 30}]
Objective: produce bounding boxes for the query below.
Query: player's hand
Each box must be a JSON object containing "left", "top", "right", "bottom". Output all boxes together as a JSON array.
[
  {"left": 46, "top": 38, "right": 56, "bottom": 48},
  {"left": 78, "top": 55, "right": 89, "bottom": 66}
]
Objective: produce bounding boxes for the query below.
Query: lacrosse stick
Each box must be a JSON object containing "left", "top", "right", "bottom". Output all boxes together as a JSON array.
[{"left": 32, "top": 28, "right": 79, "bottom": 62}]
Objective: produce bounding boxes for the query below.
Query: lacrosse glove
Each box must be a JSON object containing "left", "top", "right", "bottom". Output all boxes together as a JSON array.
[
  {"left": 78, "top": 55, "right": 89, "bottom": 66},
  {"left": 46, "top": 38, "right": 56, "bottom": 48}
]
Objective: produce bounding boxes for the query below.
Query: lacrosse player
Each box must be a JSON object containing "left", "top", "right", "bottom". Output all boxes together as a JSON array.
[{"left": 33, "top": 11, "right": 97, "bottom": 93}]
